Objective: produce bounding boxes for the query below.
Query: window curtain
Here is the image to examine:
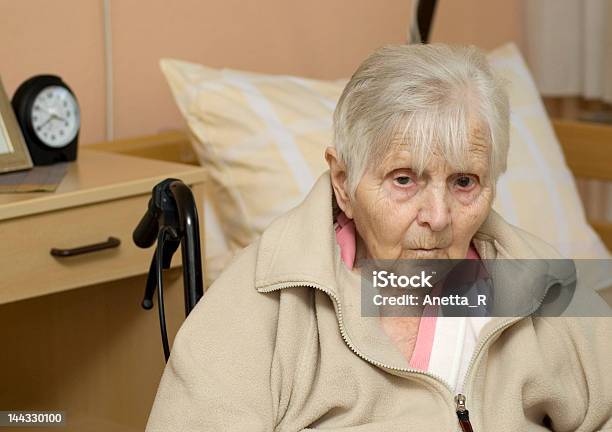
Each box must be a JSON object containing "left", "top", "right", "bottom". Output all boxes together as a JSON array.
[{"left": 525, "top": 0, "right": 612, "bottom": 103}]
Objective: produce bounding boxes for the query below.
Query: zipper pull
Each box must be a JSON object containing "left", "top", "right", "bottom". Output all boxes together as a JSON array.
[{"left": 455, "top": 394, "right": 474, "bottom": 432}]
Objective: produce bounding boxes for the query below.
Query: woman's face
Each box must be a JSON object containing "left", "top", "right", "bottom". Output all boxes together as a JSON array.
[{"left": 329, "top": 124, "right": 495, "bottom": 261}]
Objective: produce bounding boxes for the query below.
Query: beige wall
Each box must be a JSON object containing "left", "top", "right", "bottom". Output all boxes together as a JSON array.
[
  {"left": 0, "top": 0, "right": 107, "bottom": 144},
  {"left": 431, "top": 0, "right": 524, "bottom": 51},
  {"left": 108, "top": 0, "right": 413, "bottom": 141},
  {"left": 0, "top": 0, "right": 523, "bottom": 145}
]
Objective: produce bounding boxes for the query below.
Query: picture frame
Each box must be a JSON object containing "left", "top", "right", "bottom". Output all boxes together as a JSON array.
[{"left": 0, "top": 76, "right": 33, "bottom": 173}]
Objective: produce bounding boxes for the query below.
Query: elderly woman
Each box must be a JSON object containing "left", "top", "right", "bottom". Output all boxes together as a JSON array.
[{"left": 146, "top": 44, "right": 611, "bottom": 431}]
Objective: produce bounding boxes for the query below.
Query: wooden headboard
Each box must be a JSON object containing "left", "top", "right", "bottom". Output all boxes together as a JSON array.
[
  {"left": 89, "top": 119, "right": 612, "bottom": 252},
  {"left": 550, "top": 120, "right": 612, "bottom": 250}
]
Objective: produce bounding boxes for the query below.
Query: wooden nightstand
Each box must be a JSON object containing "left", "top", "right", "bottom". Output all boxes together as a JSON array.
[{"left": 0, "top": 149, "right": 207, "bottom": 431}]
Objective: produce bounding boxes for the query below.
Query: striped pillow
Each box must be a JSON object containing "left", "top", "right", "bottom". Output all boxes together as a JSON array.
[
  {"left": 487, "top": 44, "right": 609, "bottom": 259},
  {"left": 161, "top": 43, "right": 609, "bottom": 282}
]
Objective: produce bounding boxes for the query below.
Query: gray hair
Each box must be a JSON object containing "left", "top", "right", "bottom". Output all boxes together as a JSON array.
[{"left": 332, "top": 43, "right": 510, "bottom": 198}]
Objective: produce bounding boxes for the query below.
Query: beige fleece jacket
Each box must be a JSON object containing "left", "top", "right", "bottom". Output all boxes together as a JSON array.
[{"left": 146, "top": 171, "right": 612, "bottom": 432}]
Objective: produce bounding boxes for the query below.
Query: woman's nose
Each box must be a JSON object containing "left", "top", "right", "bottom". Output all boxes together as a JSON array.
[{"left": 416, "top": 188, "right": 451, "bottom": 232}]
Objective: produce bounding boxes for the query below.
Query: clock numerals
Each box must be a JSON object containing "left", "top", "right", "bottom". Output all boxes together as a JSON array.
[{"left": 30, "top": 85, "right": 79, "bottom": 149}]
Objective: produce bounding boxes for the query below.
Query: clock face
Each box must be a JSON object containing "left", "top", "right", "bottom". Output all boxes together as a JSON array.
[{"left": 30, "top": 85, "right": 80, "bottom": 148}]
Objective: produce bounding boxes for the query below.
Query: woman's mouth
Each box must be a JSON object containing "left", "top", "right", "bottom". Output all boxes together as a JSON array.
[{"left": 406, "top": 248, "right": 447, "bottom": 259}]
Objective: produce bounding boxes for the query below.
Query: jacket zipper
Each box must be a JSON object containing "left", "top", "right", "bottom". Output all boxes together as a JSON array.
[
  {"left": 450, "top": 269, "right": 570, "bottom": 430},
  {"left": 258, "top": 280, "right": 523, "bottom": 431},
  {"left": 455, "top": 394, "right": 473, "bottom": 432},
  {"left": 456, "top": 316, "right": 522, "bottom": 431}
]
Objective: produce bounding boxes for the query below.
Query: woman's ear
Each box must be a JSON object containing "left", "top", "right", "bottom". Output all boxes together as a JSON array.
[{"left": 325, "top": 147, "right": 354, "bottom": 219}]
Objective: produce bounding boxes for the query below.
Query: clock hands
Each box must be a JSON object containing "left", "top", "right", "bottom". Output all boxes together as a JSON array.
[
  {"left": 38, "top": 116, "right": 54, "bottom": 130},
  {"left": 37, "top": 112, "right": 68, "bottom": 131},
  {"left": 51, "top": 113, "right": 68, "bottom": 123}
]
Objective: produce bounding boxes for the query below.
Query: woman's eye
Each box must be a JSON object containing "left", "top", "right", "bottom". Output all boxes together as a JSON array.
[
  {"left": 394, "top": 175, "right": 413, "bottom": 186},
  {"left": 454, "top": 175, "right": 477, "bottom": 189}
]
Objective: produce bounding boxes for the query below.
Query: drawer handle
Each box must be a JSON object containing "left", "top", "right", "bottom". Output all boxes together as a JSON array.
[{"left": 50, "top": 236, "right": 121, "bottom": 257}]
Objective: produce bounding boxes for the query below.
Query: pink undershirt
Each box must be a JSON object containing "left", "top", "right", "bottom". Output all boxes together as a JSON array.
[{"left": 334, "top": 211, "right": 482, "bottom": 372}]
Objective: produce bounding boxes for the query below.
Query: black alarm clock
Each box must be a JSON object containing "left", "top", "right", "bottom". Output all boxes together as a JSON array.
[{"left": 11, "top": 75, "right": 80, "bottom": 165}]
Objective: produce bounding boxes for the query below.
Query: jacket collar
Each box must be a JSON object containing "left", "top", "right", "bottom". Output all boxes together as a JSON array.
[{"left": 255, "top": 170, "right": 339, "bottom": 292}]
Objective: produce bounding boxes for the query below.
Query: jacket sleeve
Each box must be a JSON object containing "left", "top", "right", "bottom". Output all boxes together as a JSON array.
[
  {"left": 145, "top": 244, "right": 280, "bottom": 431},
  {"left": 545, "top": 317, "right": 612, "bottom": 431}
]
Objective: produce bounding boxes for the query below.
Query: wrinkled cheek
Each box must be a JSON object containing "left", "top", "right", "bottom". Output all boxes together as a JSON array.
[
  {"left": 368, "top": 207, "right": 407, "bottom": 256},
  {"left": 353, "top": 209, "right": 384, "bottom": 255},
  {"left": 468, "top": 192, "right": 493, "bottom": 225},
  {"left": 451, "top": 194, "right": 492, "bottom": 241}
]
